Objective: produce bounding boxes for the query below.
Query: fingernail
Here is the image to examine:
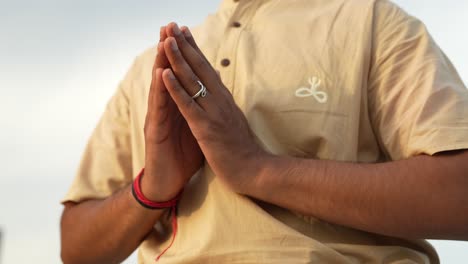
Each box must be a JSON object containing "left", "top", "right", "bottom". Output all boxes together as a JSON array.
[
  {"left": 169, "top": 38, "right": 178, "bottom": 51},
  {"left": 183, "top": 28, "right": 191, "bottom": 38},
  {"left": 167, "top": 69, "right": 176, "bottom": 80},
  {"left": 173, "top": 23, "right": 181, "bottom": 35}
]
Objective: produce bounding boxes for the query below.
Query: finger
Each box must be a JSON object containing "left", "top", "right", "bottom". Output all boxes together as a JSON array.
[
  {"left": 153, "top": 68, "right": 171, "bottom": 125},
  {"left": 146, "top": 67, "right": 165, "bottom": 127},
  {"left": 152, "top": 26, "right": 170, "bottom": 71},
  {"left": 149, "top": 43, "right": 167, "bottom": 124},
  {"left": 181, "top": 26, "right": 224, "bottom": 86},
  {"left": 180, "top": 26, "right": 229, "bottom": 97},
  {"left": 154, "top": 68, "right": 168, "bottom": 103},
  {"left": 147, "top": 26, "right": 171, "bottom": 127},
  {"left": 156, "top": 41, "right": 169, "bottom": 70},
  {"left": 162, "top": 68, "right": 204, "bottom": 122},
  {"left": 145, "top": 68, "right": 173, "bottom": 144},
  {"left": 180, "top": 26, "right": 209, "bottom": 63},
  {"left": 159, "top": 26, "right": 168, "bottom": 42},
  {"left": 164, "top": 37, "right": 212, "bottom": 110},
  {"left": 166, "top": 23, "right": 221, "bottom": 94}
]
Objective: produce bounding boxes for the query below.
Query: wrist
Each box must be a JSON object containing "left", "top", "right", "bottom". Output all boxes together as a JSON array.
[
  {"left": 140, "top": 168, "right": 182, "bottom": 202},
  {"left": 131, "top": 167, "right": 182, "bottom": 260},
  {"left": 134, "top": 169, "right": 183, "bottom": 206},
  {"left": 243, "top": 152, "right": 276, "bottom": 197}
]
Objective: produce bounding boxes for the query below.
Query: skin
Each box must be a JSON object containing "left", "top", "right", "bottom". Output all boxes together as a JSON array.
[
  {"left": 60, "top": 26, "right": 202, "bottom": 264},
  {"left": 161, "top": 23, "right": 468, "bottom": 240},
  {"left": 61, "top": 21, "right": 468, "bottom": 263}
]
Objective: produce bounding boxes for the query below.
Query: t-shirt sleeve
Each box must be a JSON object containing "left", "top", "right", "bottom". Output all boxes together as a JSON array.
[
  {"left": 368, "top": 0, "right": 468, "bottom": 160},
  {"left": 61, "top": 60, "right": 138, "bottom": 203}
]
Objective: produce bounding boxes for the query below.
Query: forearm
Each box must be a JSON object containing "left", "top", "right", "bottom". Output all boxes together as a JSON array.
[
  {"left": 250, "top": 151, "right": 468, "bottom": 240},
  {"left": 60, "top": 184, "right": 165, "bottom": 264}
]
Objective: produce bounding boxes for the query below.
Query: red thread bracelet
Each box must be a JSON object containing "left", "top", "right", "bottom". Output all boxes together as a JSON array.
[{"left": 132, "top": 168, "right": 183, "bottom": 261}]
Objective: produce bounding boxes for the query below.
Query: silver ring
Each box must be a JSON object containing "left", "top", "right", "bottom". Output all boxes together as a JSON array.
[{"left": 191, "top": 81, "right": 207, "bottom": 99}]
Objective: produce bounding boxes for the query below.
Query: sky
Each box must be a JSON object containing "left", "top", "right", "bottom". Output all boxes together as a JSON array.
[{"left": 0, "top": 0, "right": 467, "bottom": 263}]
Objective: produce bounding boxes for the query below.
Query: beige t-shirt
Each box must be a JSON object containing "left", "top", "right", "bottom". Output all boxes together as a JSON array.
[{"left": 63, "top": 0, "right": 468, "bottom": 263}]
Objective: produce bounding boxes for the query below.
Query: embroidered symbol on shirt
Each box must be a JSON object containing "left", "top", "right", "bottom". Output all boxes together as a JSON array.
[{"left": 295, "top": 77, "right": 328, "bottom": 103}]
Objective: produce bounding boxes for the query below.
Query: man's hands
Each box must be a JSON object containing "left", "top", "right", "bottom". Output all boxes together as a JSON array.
[
  {"left": 143, "top": 26, "right": 203, "bottom": 201},
  {"left": 157, "top": 23, "right": 268, "bottom": 194}
]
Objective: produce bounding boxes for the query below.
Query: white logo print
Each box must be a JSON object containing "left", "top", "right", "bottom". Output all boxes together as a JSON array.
[{"left": 295, "top": 77, "right": 328, "bottom": 103}]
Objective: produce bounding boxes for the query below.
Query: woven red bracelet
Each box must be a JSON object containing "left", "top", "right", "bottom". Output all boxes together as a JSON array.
[
  {"left": 132, "top": 168, "right": 183, "bottom": 209},
  {"left": 132, "top": 168, "right": 183, "bottom": 261}
]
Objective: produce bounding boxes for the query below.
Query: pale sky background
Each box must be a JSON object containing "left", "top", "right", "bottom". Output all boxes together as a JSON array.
[{"left": 0, "top": 0, "right": 467, "bottom": 263}]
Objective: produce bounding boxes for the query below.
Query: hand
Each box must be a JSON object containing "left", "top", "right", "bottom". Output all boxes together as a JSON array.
[
  {"left": 142, "top": 26, "right": 203, "bottom": 202},
  {"left": 160, "top": 23, "right": 269, "bottom": 194}
]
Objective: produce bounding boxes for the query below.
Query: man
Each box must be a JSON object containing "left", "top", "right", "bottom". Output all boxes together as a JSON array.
[{"left": 60, "top": 0, "right": 468, "bottom": 263}]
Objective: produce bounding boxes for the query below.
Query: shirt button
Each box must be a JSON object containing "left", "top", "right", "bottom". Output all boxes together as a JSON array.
[
  {"left": 232, "top": 21, "right": 241, "bottom": 28},
  {"left": 221, "top": 59, "right": 231, "bottom": 67}
]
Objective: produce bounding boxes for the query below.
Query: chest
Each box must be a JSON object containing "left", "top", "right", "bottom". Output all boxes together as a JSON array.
[{"left": 197, "top": 0, "right": 374, "bottom": 160}]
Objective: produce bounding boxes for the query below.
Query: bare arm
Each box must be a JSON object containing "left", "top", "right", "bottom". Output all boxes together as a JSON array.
[
  {"left": 60, "top": 186, "right": 165, "bottom": 264},
  {"left": 159, "top": 24, "right": 468, "bottom": 241},
  {"left": 60, "top": 26, "right": 203, "bottom": 263},
  {"left": 248, "top": 150, "right": 468, "bottom": 240}
]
